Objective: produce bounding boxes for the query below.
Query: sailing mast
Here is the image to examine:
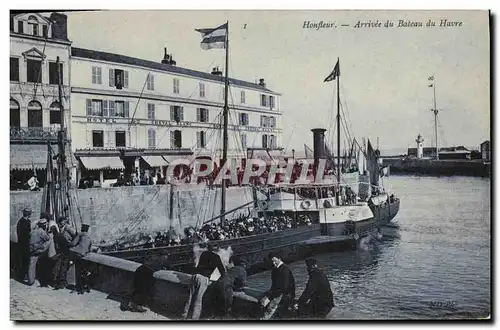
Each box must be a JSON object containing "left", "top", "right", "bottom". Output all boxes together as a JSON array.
[
  {"left": 220, "top": 21, "right": 230, "bottom": 225},
  {"left": 336, "top": 58, "right": 341, "bottom": 206},
  {"left": 56, "top": 56, "right": 68, "bottom": 220},
  {"left": 429, "top": 75, "right": 439, "bottom": 160}
]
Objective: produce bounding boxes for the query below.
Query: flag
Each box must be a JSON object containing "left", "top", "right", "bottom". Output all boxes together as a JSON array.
[
  {"left": 304, "top": 144, "right": 314, "bottom": 159},
  {"left": 195, "top": 23, "right": 228, "bottom": 50},
  {"left": 428, "top": 84, "right": 433, "bottom": 87},
  {"left": 428, "top": 76, "right": 434, "bottom": 81},
  {"left": 324, "top": 59, "right": 340, "bottom": 82}
]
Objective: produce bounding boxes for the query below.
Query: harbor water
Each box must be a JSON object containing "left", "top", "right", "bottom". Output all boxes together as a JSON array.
[{"left": 246, "top": 176, "right": 491, "bottom": 319}]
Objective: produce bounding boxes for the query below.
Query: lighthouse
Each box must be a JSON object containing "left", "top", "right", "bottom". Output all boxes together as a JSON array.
[{"left": 416, "top": 134, "right": 424, "bottom": 159}]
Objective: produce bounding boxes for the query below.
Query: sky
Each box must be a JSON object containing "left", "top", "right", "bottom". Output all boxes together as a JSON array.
[{"left": 65, "top": 10, "right": 490, "bottom": 154}]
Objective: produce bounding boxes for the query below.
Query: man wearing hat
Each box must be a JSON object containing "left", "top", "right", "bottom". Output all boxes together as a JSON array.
[
  {"left": 16, "top": 207, "right": 32, "bottom": 281},
  {"left": 27, "top": 218, "right": 52, "bottom": 286},
  {"left": 294, "top": 258, "right": 334, "bottom": 319}
]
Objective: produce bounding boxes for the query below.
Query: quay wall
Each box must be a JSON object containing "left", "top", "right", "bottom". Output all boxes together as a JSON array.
[
  {"left": 10, "top": 185, "right": 260, "bottom": 244},
  {"left": 81, "top": 252, "right": 264, "bottom": 319},
  {"left": 382, "top": 158, "right": 491, "bottom": 177}
]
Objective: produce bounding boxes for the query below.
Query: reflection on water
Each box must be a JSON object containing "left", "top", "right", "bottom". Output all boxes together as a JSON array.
[{"left": 247, "top": 176, "right": 490, "bottom": 319}]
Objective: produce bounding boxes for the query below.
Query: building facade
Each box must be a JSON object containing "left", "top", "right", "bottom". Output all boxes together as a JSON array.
[
  {"left": 10, "top": 12, "right": 73, "bottom": 190},
  {"left": 70, "top": 47, "right": 283, "bottom": 180}
]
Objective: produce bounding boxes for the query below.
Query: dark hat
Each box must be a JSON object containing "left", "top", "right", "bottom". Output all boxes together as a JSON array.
[
  {"left": 81, "top": 224, "right": 90, "bottom": 232},
  {"left": 37, "top": 218, "right": 48, "bottom": 226},
  {"left": 305, "top": 257, "right": 317, "bottom": 269},
  {"left": 23, "top": 207, "right": 32, "bottom": 215}
]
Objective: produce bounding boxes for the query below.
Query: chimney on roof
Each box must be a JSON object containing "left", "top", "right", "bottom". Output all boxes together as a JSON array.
[
  {"left": 161, "top": 47, "right": 177, "bottom": 66},
  {"left": 211, "top": 66, "right": 223, "bottom": 76},
  {"left": 258, "top": 78, "right": 266, "bottom": 87},
  {"left": 161, "top": 47, "right": 170, "bottom": 64},
  {"left": 50, "top": 13, "right": 68, "bottom": 40}
]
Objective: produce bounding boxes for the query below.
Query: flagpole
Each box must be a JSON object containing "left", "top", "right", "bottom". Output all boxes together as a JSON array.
[
  {"left": 220, "top": 21, "right": 229, "bottom": 225},
  {"left": 336, "top": 57, "right": 341, "bottom": 206}
]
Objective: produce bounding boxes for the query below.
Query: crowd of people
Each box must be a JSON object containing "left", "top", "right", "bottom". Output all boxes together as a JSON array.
[
  {"left": 97, "top": 212, "right": 313, "bottom": 252},
  {"left": 14, "top": 208, "right": 93, "bottom": 294}
]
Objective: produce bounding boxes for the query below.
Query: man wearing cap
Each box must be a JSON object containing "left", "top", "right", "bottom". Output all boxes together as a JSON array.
[
  {"left": 51, "top": 217, "right": 77, "bottom": 289},
  {"left": 16, "top": 208, "right": 32, "bottom": 281},
  {"left": 260, "top": 252, "right": 296, "bottom": 320},
  {"left": 27, "top": 219, "right": 52, "bottom": 286},
  {"left": 294, "top": 258, "right": 335, "bottom": 319},
  {"left": 68, "top": 224, "right": 93, "bottom": 294},
  {"left": 182, "top": 242, "right": 226, "bottom": 320}
]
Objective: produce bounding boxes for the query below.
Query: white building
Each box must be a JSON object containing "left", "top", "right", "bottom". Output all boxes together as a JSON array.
[
  {"left": 10, "top": 12, "right": 74, "bottom": 189},
  {"left": 70, "top": 47, "right": 283, "bottom": 179}
]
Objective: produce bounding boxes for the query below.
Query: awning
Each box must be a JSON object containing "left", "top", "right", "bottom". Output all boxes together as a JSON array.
[
  {"left": 10, "top": 143, "right": 77, "bottom": 171},
  {"left": 80, "top": 156, "right": 124, "bottom": 170},
  {"left": 142, "top": 156, "right": 169, "bottom": 167}
]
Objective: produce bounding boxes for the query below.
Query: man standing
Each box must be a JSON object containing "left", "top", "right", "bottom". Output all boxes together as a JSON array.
[
  {"left": 51, "top": 217, "right": 77, "bottom": 289},
  {"left": 183, "top": 242, "right": 226, "bottom": 320},
  {"left": 16, "top": 208, "right": 32, "bottom": 281},
  {"left": 68, "top": 224, "right": 93, "bottom": 294},
  {"left": 260, "top": 252, "right": 296, "bottom": 320},
  {"left": 27, "top": 219, "right": 52, "bottom": 286},
  {"left": 212, "top": 256, "right": 247, "bottom": 318},
  {"left": 295, "top": 258, "right": 334, "bottom": 319}
]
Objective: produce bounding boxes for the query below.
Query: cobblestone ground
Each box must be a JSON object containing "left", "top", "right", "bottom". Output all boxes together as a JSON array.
[{"left": 10, "top": 279, "right": 170, "bottom": 321}]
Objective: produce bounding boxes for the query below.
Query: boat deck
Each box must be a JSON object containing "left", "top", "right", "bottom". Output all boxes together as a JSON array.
[{"left": 300, "top": 235, "right": 353, "bottom": 245}]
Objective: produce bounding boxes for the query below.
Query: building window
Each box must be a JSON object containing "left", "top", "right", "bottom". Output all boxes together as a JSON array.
[
  {"left": 261, "top": 115, "right": 272, "bottom": 127},
  {"left": 116, "top": 131, "right": 126, "bottom": 147},
  {"left": 92, "top": 130, "right": 104, "bottom": 148},
  {"left": 197, "top": 108, "right": 209, "bottom": 123},
  {"left": 114, "top": 101, "right": 125, "bottom": 118},
  {"left": 10, "top": 99, "right": 20, "bottom": 128},
  {"left": 110, "top": 69, "right": 128, "bottom": 89},
  {"left": 171, "top": 130, "right": 182, "bottom": 148},
  {"left": 42, "top": 25, "right": 48, "bottom": 38},
  {"left": 147, "top": 103, "right": 155, "bottom": 120},
  {"left": 262, "top": 134, "right": 268, "bottom": 149},
  {"left": 10, "top": 57, "right": 19, "bottom": 82},
  {"left": 241, "top": 133, "right": 247, "bottom": 149},
  {"left": 269, "top": 135, "right": 276, "bottom": 149},
  {"left": 17, "top": 21, "right": 24, "bottom": 34},
  {"left": 148, "top": 129, "right": 156, "bottom": 148},
  {"left": 86, "top": 99, "right": 103, "bottom": 117},
  {"left": 241, "top": 90, "right": 246, "bottom": 104},
  {"left": 270, "top": 96, "right": 275, "bottom": 109},
  {"left": 147, "top": 74, "right": 155, "bottom": 90},
  {"left": 26, "top": 59, "right": 42, "bottom": 83},
  {"left": 92, "top": 67, "right": 102, "bottom": 84},
  {"left": 239, "top": 113, "right": 248, "bottom": 126},
  {"left": 28, "top": 16, "right": 38, "bottom": 36},
  {"left": 27, "top": 100, "right": 43, "bottom": 128},
  {"left": 197, "top": 131, "right": 206, "bottom": 148},
  {"left": 199, "top": 83, "right": 205, "bottom": 98},
  {"left": 49, "top": 62, "right": 63, "bottom": 85},
  {"left": 170, "top": 106, "right": 184, "bottom": 122},
  {"left": 49, "top": 101, "right": 61, "bottom": 125},
  {"left": 261, "top": 94, "right": 268, "bottom": 107},
  {"left": 173, "top": 78, "right": 180, "bottom": 94}
]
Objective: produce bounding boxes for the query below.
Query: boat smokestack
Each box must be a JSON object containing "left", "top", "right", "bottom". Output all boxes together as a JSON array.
[{"left": 311, "top": 128, "right": 327, "bottom": 177}]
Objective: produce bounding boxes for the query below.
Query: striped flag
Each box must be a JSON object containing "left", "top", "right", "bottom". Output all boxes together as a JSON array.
[
  {"left": 428, "top": 76, "right": 434, "bottom": 81},
  {"left": 195, "top": 23, "right": 228, "bottom": 50},
  {"left": 324, "top": 59, "right": 340, "bottom": 82}
]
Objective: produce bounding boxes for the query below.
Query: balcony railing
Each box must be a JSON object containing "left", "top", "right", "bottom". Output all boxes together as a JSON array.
[
  {"left": 10, "top": 127, "right": 66, "bottom": 142},
  {"left": 10, "top": 82, "right": 70, "bottom": 99}
]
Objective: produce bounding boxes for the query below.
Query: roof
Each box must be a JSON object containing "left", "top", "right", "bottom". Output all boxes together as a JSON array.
[{"left": 71, "top": 47, "right": 277, "bottom": 94}]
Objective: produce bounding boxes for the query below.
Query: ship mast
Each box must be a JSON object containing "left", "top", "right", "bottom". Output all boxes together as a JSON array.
[
  {"left": 220, "top": 21, "right": 230, "bottom": 225},
  {"left": 56, "top": 56, "right": 68, "bottom": 220},
  {"left": 430, "top": 75, "right": 439, "bottom": 160},
  {"left": 336, "top": 57, "right": 341, "bottom": 206}
]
